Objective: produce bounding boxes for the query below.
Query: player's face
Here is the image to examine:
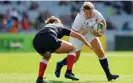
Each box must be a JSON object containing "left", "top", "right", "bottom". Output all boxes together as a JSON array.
[{"left": 83, "top": 9, "right": 93, "bottom": 19}]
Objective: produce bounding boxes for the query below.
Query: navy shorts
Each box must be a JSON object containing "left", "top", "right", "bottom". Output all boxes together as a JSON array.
[{"left": 33, "top": 33, "right": 62, "bottom": 54}]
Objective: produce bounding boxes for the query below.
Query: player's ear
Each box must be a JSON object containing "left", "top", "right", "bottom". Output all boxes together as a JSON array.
[{"left": 55, "top": 18, "right": 62, "bottom": 24}]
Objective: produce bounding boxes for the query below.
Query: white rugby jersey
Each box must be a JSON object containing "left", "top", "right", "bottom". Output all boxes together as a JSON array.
[{"left": 72, "top": 9, "right": 104, "bottom": 32}]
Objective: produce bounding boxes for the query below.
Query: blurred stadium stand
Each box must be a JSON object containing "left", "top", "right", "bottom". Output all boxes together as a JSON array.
[{"left": 0, "top": 1, "right": 133, "bottom": 51}]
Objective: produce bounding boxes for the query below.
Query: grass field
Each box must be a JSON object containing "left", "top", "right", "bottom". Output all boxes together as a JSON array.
[{"left": 0, "top": 52, "right": 133, "bottom": 83}]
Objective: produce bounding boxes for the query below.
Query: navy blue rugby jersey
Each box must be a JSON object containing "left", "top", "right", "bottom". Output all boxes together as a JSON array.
[{"left": 37, "top": 23, "right": 71, "bottom": 39}]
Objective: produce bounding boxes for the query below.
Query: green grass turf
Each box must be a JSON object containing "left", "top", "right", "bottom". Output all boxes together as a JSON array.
[{"left": 0, "top": 52, "right": 133, "bottom": 83}]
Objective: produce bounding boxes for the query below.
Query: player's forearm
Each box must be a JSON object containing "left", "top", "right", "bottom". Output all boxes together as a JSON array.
[
  {"left": 79, "top": 28, "right": 89, "bottom": 35},
  {"left": 72, "top": 29, "right": 88, "bottom": 35},
  {"left": 71, "top": 32, "right": 92, "bottom": 48},
  {"left": 70, "top": 31, "right": 88, "bottom": 45},
  {"left": 101, "top": 19, "right": 106, "bottom": 32},
  {"left": 76, "top": 33, "right": 87, "bottom": 44}
]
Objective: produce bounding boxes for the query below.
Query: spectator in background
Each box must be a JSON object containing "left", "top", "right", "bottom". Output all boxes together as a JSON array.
[
  {"left": 0, "top": 1, "right": 11, "bottom": 4},
  {"left": 112, "top": 1, "right": 123, "bottom": 15},
  {"left": 6, "top": 8, "right": 20, "bottom": 33},
  {"left": 71, "top": 11, "right": 78, "bottom": 22},
  {"left": 16, "top": 1, "right": 22, "bottom": 5},
  {"left": 21, "top": 12, "right": 32, "bottom": 31},
  {"left": 34, "top": 11, "right": 51, "bottom": 30},
  {"left": 71, "top": 1, "right": 81, "bottom": 12},
  {"left": 104, "top": 1, "right": 123, "bottom": 15},
  {"left": 58, "top": 1, "right": 68, "bottom": 6},
  {"left": 104, "top": 1, "right": 113, "bottom": 6},
  {"left": 106, "top": 19, "right": 116, "bottom": 30},
  {"left": 5, "top": 8, "right": 12, "bottom": 21},
  {"left": 10, "top": 8, "right": 20, "bottom": 20},
  {"left": 29, "top": 2, "right": 39, "bottom": 11},
  {"left": 6, "top": 8, "right": 13, "bottom": 32},
  {"left": 122, "top": 21, "right": 131, "bottom": 31},
  {"left": 122, "top": 1, "right": 133, "bottom": 14},
  {"left": 71, "top": 1, "right": 83, "bottom": 21},
  {"left": 0, "top": 14, "right": 7, "bottom": 32},
  {"left": 10, "top": 16, "right": 19, "bottom": 33},
  {"left": 60, "top": 15, "right": 72, "bottom": 28}
]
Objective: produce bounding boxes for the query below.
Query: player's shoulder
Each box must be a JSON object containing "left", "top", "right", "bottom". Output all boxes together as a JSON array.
[
  {"left": 75, "top": 11, "right": 85, "bottom": 21},
  {"left": 93, "top": 9, "right": 104, "bottom": 19},
  {"left": 93, "top": 9, "right": 103, "bottom": 16}
]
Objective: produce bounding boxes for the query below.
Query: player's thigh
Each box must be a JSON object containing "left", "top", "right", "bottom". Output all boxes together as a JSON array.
[
  {"left": 69, "top": 37, "right": 84, "bottom": 51},
  {"left": 55, "top": 40, "right": 75, "bottom": 53},
  {"left": 69, "top": 37, "right": 83, "bottom": 62},
  {"left": 90, "top": 37, "right": 105, "bottom": 58}
]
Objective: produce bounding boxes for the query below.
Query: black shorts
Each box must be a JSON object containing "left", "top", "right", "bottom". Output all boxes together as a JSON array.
[{"left": 33, "top": 33, "right": 62, "bottom": 54}]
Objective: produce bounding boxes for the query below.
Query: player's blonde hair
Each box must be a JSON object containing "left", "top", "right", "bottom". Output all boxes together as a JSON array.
[
  {"left": 45, "top": 16, "right": 62, "bottom": 24},
  {"left": 82, "top": 2, "right": 95, "bottom": 10}
]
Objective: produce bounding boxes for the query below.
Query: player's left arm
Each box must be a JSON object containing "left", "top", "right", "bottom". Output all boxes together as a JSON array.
[
  {"left": 99, "top": 19, "right": 106, "bottom": 34},
  {"left": 93, "top": 19, "right": 106, "bottom": 37},
  {"left": 93, "top": 10, "right": 106, "bottom": 37}
]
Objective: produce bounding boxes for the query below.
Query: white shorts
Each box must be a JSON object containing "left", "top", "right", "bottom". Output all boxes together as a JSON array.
[{"left": 69, "top": 33, "right": 97, "bottom": 51}]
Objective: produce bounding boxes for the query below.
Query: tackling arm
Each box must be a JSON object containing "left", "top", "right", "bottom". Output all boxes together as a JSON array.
[{"left": 70, "top": 30, "right": 92, "bottom": 49}]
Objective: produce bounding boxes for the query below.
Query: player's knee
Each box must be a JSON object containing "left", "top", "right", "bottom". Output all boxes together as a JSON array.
[
  {"left": 41, "top": 52, "right": 51, "bottom": 60},
  {"left": 43, "top": 55, "right": 51, "bottom": 60},
  {"left": 67, "top": 45, "right": 76, "bottom": 53},
  {"left": 96, "top": 49, "right": 105, "bottom": 58}
]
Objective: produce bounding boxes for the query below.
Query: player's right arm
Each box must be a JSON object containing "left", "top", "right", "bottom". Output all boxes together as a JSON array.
[
  {"left": 72, "top": 13, "right": 88, "bottom": 35},
  {"left": 60, "top": 26, "right": 92, "bottom": 49},
  {"left": 70, "top": 30, "right": 92, "bottom": 49}
]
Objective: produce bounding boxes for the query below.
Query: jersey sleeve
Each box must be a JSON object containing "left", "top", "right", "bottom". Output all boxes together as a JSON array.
[
  {"left": 72, "top": 13, "right": 84, "bottom": 31},
  {"left": 61, "top": 25, "right": 71, "bottom": 36},
  {"left": 95, "top": 10, "right": 104, "bottom": 22}
]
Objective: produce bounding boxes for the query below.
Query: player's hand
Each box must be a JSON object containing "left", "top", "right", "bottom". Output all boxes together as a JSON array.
[{"left": 93, "top": 30, "right": 103, "bottom": 37}]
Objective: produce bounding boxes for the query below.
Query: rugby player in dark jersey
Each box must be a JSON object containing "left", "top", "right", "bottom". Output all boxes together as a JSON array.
[{"left": 33, "top": 16, "right": 92, "bottom": 83}]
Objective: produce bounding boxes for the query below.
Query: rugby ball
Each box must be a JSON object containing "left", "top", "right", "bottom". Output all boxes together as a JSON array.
[{"left": 93, "top": 22, "right": 104, "bottom": 33}]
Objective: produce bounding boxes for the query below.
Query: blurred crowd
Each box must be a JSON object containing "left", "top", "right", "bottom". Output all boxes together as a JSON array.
[
  {"left": 0, "top": 1, "right": 133, "bottom": 33},
  {"left": 102, "top": 1, "right": 133, "bottom": 31}
]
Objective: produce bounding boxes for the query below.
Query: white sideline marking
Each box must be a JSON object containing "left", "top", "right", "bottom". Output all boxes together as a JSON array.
[
  {"left": 53, "top": 54, "right": 133, "bottom": 57},
  {"left": 0, "top": 73, "right": 132, "bottom": 78},
  {"left": 0, "top": 73, "right": 132, "bottom": 83}
]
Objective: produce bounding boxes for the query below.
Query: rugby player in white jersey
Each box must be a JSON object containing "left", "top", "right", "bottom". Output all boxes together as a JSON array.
[{"left": 55, "top": 2, "right": 119, "bottom": 81}]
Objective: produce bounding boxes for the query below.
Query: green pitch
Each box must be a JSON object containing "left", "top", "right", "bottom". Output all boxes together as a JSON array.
[{"left": 0, "top": 52, "right": 133, "bottom": 83}]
